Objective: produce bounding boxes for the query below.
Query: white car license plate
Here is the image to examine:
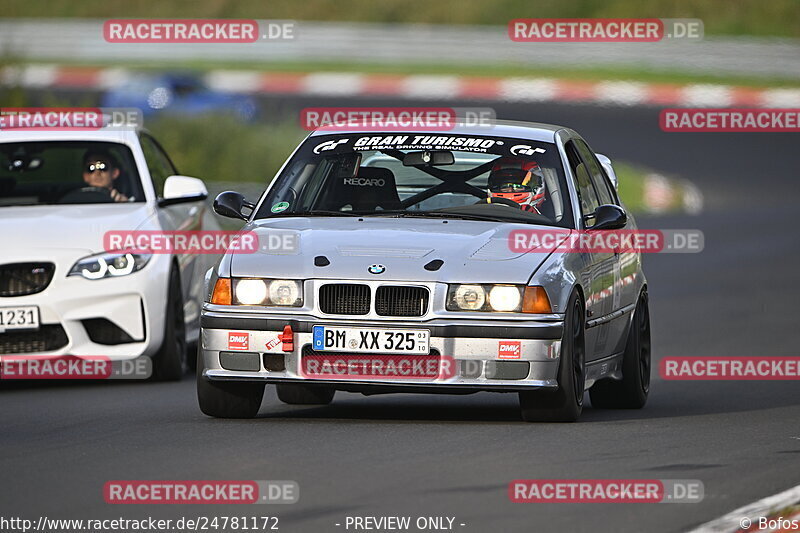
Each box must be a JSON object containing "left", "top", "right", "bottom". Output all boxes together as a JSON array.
[
  {"left": 312, "top": 326, "right": 430, "bottom": 355},
  {"left": 0, "top": 306, "right": 40, "bottom": 333}
]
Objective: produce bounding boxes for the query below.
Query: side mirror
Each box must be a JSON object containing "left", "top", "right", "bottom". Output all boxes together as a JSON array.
[
  {"left": 587, "top": 204, "right": 627, "bottom": 230},
  {"left": 595, "top": 153, "right": 618, "bottom": 190},
  {"left": 158, "top": 175, "right": 208, "bottom": 207},
  {"left": 213, "top": 191, "right": 254, "bottom": 220}
]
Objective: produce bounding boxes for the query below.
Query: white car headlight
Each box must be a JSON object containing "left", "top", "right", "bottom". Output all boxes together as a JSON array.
[
  {"left": 450, "top": 284, "right": 486, "bottom": 311},
  {"left": 268, "top": 279, "right": 301, "bottom": 306},
  {"left": 235, "top": 279, "right": 268, "bottom": 305},
  {"left": 68, "top": 252, "right": 151, "bottom": 280},
  {"left": 232, "top": 278, "right": 303, "bottom": 307},
  {"left": 488, "top": 285, "right": 522, "bottom": 312},
  {"left": 447, "top": 284, "right": 525, "bottom": 312}
]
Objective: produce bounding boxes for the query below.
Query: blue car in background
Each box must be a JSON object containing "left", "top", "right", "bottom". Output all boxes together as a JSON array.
[{"left": 101, "top": 73, "right": 258, "bottom": 122}]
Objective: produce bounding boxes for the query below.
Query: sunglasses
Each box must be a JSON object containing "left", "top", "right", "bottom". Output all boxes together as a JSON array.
[{"left": 85, "top": 161, "right": 110, "bottom": 173}]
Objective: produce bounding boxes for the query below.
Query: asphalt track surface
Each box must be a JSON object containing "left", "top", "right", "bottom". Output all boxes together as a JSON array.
[{"left": 1, "top": 97, "right": 798, "bottom": 533}]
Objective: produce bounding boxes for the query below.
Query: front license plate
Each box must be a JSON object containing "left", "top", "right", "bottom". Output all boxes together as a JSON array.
[
  {"left": 312, "top": 326, "right": 430, "bottom": 355},
  {"left": 0, "top": 306, "right": 40, "bottom": 333}
]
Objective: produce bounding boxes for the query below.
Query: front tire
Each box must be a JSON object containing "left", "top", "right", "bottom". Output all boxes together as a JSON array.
[
  {"left": 519, "top": 290, "right": 586, "bottom": 422},
  {"left": 589, "top": 290, "right": 651, "bottom": 409},
  {"left": 276, "top": 384, "right": 335, "bottom": 405},
  {"left": 151, "top": 268, "right": 186, "bottom": 381},
  {"left": 196, "top": 345, "right": 265, "bottom": 418}
]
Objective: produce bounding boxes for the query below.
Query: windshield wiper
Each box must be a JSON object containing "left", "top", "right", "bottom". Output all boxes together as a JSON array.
[
  {"left": 364, "top": 210, "right": 502, "bottom": 222},
  {"left": 270, "top": 210, "right": 363, "bottom": 217}
]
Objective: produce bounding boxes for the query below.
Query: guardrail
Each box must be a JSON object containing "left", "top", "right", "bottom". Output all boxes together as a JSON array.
[{"left": 1, "top": 19, "right": 799, "bottom": 79}]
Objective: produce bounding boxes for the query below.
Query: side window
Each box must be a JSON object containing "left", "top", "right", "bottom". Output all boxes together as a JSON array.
[
  {"left": 565, "top": 141, "right": 600, "bottom": 221},
  {"left": 139, "top": 134, "right": 177, "bottom": 196},
  {"left": 575, "top": 139, "right": 616, "bottom": 206}
]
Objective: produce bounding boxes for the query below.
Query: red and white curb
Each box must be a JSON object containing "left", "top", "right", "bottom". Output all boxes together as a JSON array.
[
  {"left": 3, "top": 65, "right": 800, "bottom": 108},
  {"left": 689, "top": 483, "right": 800, "bottom": 533}
]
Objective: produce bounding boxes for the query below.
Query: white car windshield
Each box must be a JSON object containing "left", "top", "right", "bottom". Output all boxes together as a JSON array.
[{"left": 0, "top": 141, "right": 145, "bottom": 206}]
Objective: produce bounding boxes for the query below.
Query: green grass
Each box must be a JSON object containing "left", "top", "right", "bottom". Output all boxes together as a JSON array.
[
  {"left": 146, "top": 115, "right": 308, "bottom": 184},
  {"left": 3, "top": 0, "right": 800, "bottom": 38},
  {"left": 614, "top": 162, "right": 648, "bottom": 212},
  {"left": 148, "top": 115, "right": 660, "bottom": 213},
  {"left": 0, "top": 79, "right": 672, "bottom": 213},
  {"left": 0, "top": 87, "right": 668, "bottom": 215}
]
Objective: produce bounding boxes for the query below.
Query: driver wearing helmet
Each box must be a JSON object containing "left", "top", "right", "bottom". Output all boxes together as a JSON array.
[{"left": 487, "top": 157, "right": 546, "bottom": 213}]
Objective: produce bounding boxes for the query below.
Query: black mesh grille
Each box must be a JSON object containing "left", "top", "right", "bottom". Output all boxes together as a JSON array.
[
  {"left": 0, "top": 263, "right": 55, "bottom": 297},
  {"left": 318, "top": 284, "right": 370, "bottom": 315},
  {"left": 0, "top": 324, "right": 68, "bottom": 354},
  {"left": 375, "top": 286, "right": 429, "bottom": 317},
  {"left": 82, "top": 318, "right": 136, "bottom": 345}
]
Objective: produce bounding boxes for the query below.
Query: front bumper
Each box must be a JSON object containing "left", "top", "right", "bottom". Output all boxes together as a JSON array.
[
  {"left": 200, "top": 312, "right": 564, "bottom": 391},
  {"left": 0, "top": 256, "right": 170, "bottom": 359}
]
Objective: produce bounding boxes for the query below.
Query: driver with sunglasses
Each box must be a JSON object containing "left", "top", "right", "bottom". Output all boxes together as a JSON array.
[
  {"left": 82, "top": 150, "right": 129, "bottom": 202},
  {"left": 487, "top": 157, "right": 546, "bottom": 213}
]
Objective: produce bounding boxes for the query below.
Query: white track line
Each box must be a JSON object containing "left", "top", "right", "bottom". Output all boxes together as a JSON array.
[
  {"left": 205, "top": 70, "right": 262, "bottom": 93},
  {"left": 498, "top": 77, "right": 558, "bottom": 102},
  {"left": 402, "top": 75, "right": 461, "bottom": 99},
  {"left": 303, "top": 72, "right": 365, "bottom": 96},
  {"left": 689, "top": 484, "right": 800, "bottom": 533},
  {"left": 681, "top": 84, "right": 733, "bottom": 107}
]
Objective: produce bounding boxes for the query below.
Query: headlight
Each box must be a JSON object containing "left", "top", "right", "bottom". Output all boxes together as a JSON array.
[
  {"left": 452, "top": 284, "right": 486, "bottom": 310},
  {"left": 447, "top": 284, "right": 550, "bottom": 313},
  {"left": 268, "top": 279, "right": 301, "bottom": 306},
  {"left": 230, "top": 278, "right": 303, "bottom": 306},
  {"left": 488, "top": 285, "right": 522, "bottom": 312},
  {"left": 235, "top": 279, "right": 268, "bottom": 305},
  {"left": 68, "top": 252, "right": 151, "bottom": 280}
]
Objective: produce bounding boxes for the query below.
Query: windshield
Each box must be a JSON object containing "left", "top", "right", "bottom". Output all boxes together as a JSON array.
[
  {"left": 256, "top": 133, "right": 574, "bottom": 227},
  {"left": 0, "top": 141, "right": 145, "bottom": 206}
]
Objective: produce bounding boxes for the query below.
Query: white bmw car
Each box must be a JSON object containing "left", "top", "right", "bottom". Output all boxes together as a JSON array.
[
  {"left": 198, "top": 121, "right": 650, "bottom": 421},
  {"left": 0, "top": 126, "right": 218, "bottom": 380}
]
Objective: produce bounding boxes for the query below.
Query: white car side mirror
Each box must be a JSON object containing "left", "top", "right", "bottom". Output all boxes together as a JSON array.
[
  {"left": 595, "top": 153, "right": 618, "bottom": 190},
  {"left": 160, "top": 175, "right": 208, "bottom": 207}
]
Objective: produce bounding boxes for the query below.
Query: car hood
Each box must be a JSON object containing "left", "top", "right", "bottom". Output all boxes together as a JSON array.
[
  {"left": 230, "top": 217, "right": 566, "bottom": 284},
  {"left": 0, "top": 204, "right": 155, "bottom": 257}
]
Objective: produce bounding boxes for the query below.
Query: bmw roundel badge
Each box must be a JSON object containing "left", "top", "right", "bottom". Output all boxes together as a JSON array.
[{"left": 368, "top": 264, "right": 386, "bottom": 274}]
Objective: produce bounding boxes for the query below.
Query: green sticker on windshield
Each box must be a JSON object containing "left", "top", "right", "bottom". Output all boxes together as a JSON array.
[{"left": 271, "top": 201, "right": 290, "bottom": 213}]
